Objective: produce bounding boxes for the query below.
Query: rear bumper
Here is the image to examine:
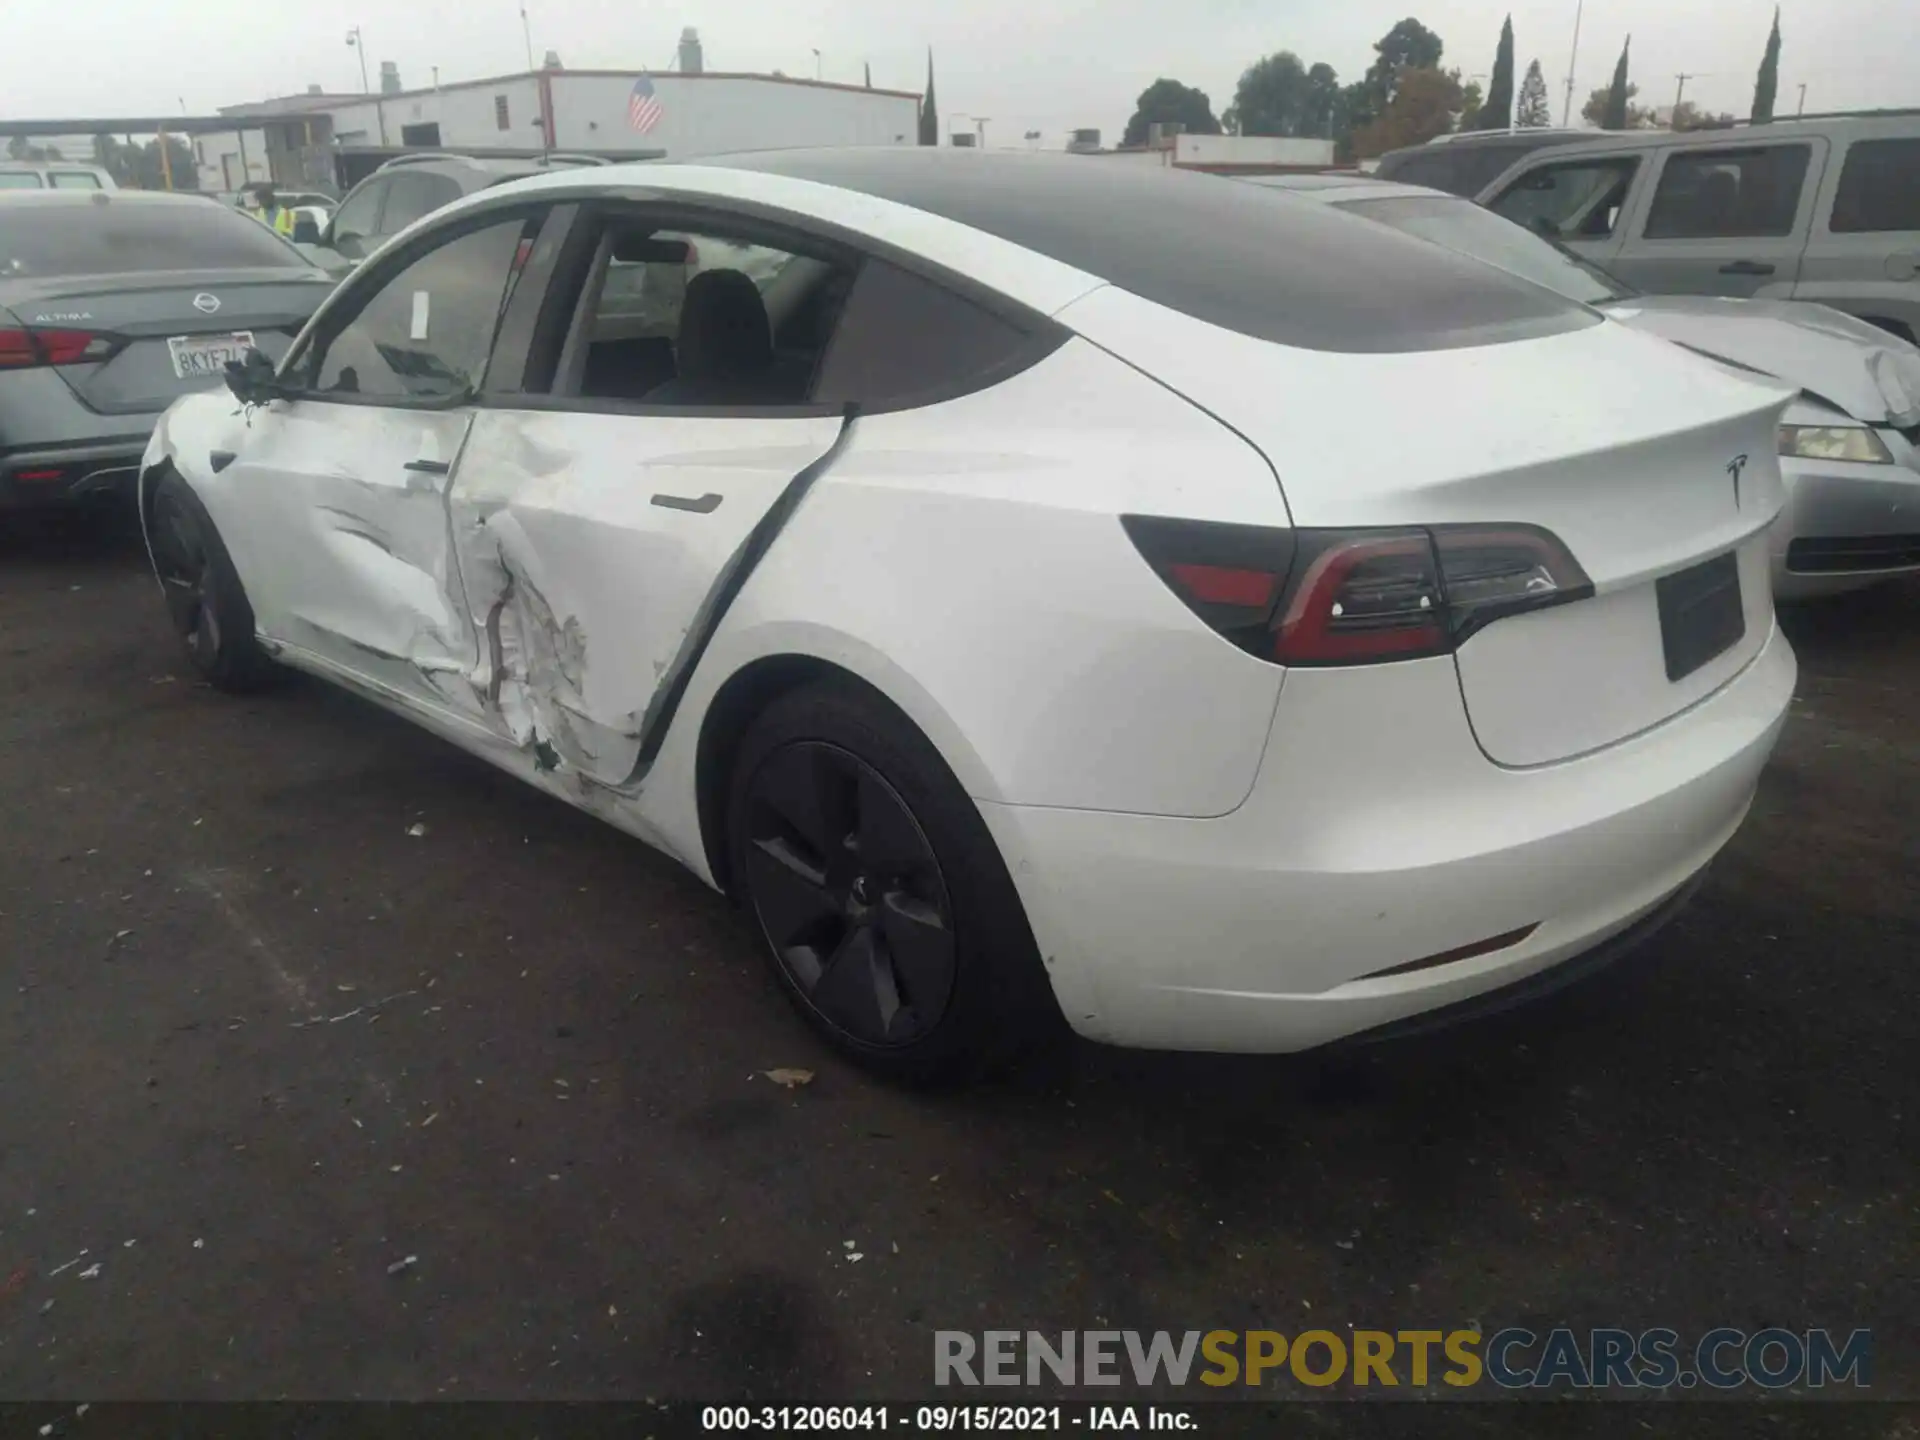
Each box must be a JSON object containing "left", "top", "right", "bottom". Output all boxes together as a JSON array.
[
  {"left": 1771, "top": 438, "right": 1920, "bottom": 598},
  {"left": 981, "top": 621, "right": 1795, "bottom": 1054},
  {"left": 1, "top": 440, "right": 150, "bottom": 510}
]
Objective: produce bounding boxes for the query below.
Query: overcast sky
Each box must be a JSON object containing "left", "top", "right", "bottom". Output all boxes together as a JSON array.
[{"left": 5, "top": 0, "right": 1911, "bottom": 144}]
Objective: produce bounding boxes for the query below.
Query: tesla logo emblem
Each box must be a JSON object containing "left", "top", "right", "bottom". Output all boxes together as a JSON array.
[
  {"left": 192, "top": 293, "right": 221, "bottom": 314},
  {"left": 1726, "top": 453, "right": 1748, "bottom": 505}
]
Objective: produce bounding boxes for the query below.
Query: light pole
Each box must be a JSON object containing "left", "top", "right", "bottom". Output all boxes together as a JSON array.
[
  {"left": 811, "top": 49, "right": 822, "bottom": 81},
  {"left": 1673, "top": 72, "right": 1693, "bottom": 125},
  {"left": 346, "top": 27, "right": 370, "bottom": 93},
  {"left": 346, "top": 28, "right": 389, "bottom": 147},
  {"left": 1797, "top": 83, "right": 1808, "bottom": 115},
  {"left": 1561, "top": 0, "right": 1583, "bottom": 127},
  {"left": 520, "top": 4, "right": 536, "bottom": 73}
]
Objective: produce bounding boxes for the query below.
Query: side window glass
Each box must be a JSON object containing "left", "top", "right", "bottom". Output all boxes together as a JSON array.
[
  {"left": 1830, "top": 139, "right": 1920, "bottom": 234},
  {"left": 558, "top": 223, "right": 841, "bottom": 406},
  {"left": 379, "top": 172, "right": 461, "bottom": 236},
  {"left": 49, "top": 172, "right": 102, "bottom": 190},
  {"left": 308, "top": 218, "right": 533, "bottom": 401},
  {"left": 331, "top": 181, "right": 383, "bottom": 241},
  {"left": 812, "top": 260, "right": 1040, "bottom": 409},
  {"left": 1489, "top": 159, "right": 1639, "bottom": 240},
  {"left": 1644, "top": 145, "right": 1812, "bottom": 239}
]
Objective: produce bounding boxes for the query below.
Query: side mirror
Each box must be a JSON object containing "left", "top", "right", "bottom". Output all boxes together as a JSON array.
[
  {"left": 292, "top": 216, "right": 322, "bottom": 245},
  {"left": 223, "top": 347, "right": 284, "bottom": 406}
]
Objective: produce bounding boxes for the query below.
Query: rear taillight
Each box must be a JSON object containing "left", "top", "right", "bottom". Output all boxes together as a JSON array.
[
  {"left": 1123, "top": 516, "right": 1591, "bottom": 667},
  {"left": 0, "top": 327, "right": 118, "bottom": 369}
]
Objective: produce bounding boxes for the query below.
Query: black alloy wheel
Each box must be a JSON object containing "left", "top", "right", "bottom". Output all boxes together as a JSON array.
[
  {"left": 739, "top": 740, "right": 958, "bottom": 1047},
  {"left": 151, "top": 487, "right": 223, "bottom": 667},
  {"left": 145, "top": 470, "right": 271, "bottom": 691}
]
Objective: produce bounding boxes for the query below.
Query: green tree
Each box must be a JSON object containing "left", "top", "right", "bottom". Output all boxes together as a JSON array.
[
  {"left": 1351, "top": 66, "right": 1464, "bottom": 157},
  {"left": 1365, "top": 16, "right": 1446, "bottom": 104},
  {"left": 1121, "top": 78, "right": 1222, "bottom": 147},
  {"left": 1458, "top": 79, "right": 1484, "bottom": 130},
  {"left": 1672, "top": 100, "right": 1737, "bottom": 131},
  {"left": 1340, "top": 17, "right": 1446, "bottom": 153},
  {"left": 1751, "top": 7, "right": 1781, "bottom": 123},
  {"left": 918, "top": 49, "right": 938, "bottom": 145},
  {"left": 1227, "top": 53, "right": 1343, "bottom": 138},
  {"left": 7, "top": 137, "right": 67, "bottom": 162},
  {"left": 1472, "top": 15, "right": 1515, "bottom": 131},
  {"left": 1516, "top": 58, "right": 1553, "bottom": 127},
  {"left": 1582, "top": 81, "right": 1654, "bottom": 129},
  {"left": 1602, "top": 37, "right": 1633, "bottom": 130}
]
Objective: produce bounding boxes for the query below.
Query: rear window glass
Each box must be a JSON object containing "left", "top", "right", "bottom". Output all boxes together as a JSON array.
[
  {"left": 1644, "top": 145, "right": 1811, "bottom": 239},
  {"left": 1830, "top": 138, "right": 1920, "bottom": 233},
  {"left": 0, "top": 199, "right": 310, "bottom": 277},
  {"left": 718, "top": 150, "right": 1596, "bottom": 353}
]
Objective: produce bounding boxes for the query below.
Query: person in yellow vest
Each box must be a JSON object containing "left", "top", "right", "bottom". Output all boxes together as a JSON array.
[{"left": 248, "top": 183, "right": 296, "bottom": 237}]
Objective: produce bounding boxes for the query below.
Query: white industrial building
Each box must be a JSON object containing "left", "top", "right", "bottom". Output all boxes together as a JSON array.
[
  {"left": 1083, "top": 129, "right": 1337, "bottom": 174},
  {"left": 197, "top": 44, "right": 920, "bottom": 196}
]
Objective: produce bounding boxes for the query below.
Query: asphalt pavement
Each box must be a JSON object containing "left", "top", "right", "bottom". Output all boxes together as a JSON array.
[{"left": 0, "top": 508, "right": 1914, "bottom": 1421}]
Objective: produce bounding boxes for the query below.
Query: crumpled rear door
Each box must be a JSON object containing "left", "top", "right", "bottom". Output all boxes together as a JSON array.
[{"left": 446, "top": 406, "right": 847, "bottom": 786}]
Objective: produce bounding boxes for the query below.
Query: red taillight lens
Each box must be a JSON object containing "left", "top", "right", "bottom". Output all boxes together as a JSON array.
[
  {"left": 0, "top": 327, "right": 116, "bottom": 368},
  {"left": 0, "top": 328, "right": 39, "bottom": 368},
  {"left": 1123, "top": 516, "right": 1591, "bottom": 667},
  {"left": 1273, "top": 530, "right": 1447, "bottom": 662}
]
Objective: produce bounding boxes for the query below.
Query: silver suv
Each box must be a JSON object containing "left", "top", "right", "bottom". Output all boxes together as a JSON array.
[{"left": 1477, "top": 112, "right": 1920, "bottom": 344}]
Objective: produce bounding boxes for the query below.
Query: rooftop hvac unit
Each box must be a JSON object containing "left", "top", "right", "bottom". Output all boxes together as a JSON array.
[
  {"left": 678, "top": 28, "right": 704, "bottom": 75},
  {"left": 1067, "top": 127, "right": 1102, "bottom": 152}
]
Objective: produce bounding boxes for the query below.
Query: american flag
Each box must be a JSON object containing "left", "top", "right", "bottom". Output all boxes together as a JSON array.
[{"left": 628, "top": 74, "right": 664, "bottom": 133}]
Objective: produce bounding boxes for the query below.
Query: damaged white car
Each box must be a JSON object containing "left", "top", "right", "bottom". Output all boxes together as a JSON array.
[{"left": 141, "top": 150, "right": 1796, "bottom": 1081}]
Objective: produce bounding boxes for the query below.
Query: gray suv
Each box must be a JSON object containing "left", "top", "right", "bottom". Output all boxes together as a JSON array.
[
  {"left": 298, "top": 152, "right": 607, "bottom": 273},
  {"left": 1373, "top": 129, "right": 1597, "bottom": 197},
  {"left": 1477, "top": 112, "right": 1920, "bottom": 344}
]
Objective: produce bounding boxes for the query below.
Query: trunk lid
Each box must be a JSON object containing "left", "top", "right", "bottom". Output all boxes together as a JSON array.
[
  {"left": 4, "top": 269, "right": 329, "bottom": 413},
  {"left": 1059, "top": 284, "right": 1796, "bottom": 765}
]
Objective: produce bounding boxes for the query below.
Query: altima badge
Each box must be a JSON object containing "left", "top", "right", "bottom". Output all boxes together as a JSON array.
[
  {"left": 192, "top": 293, "right": 221, "bottom": 314},
  {"left": 1726, "top": 453, "right": 1748, "bottom": 506}
]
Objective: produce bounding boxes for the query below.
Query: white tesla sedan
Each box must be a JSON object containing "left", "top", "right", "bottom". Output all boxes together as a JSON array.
[{"left": 139, "top": 150, "right": 1798, "bottom": 1081}]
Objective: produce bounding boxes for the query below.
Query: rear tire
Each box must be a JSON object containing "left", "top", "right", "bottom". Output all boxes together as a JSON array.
[
  {"left": 726, "top": 680, "right": 1060, "bottom": 1085},
  {"left": 147, "top": 469, "right": 275, "bottom": 692}
]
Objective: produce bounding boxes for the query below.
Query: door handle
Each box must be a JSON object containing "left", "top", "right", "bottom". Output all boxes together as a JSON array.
[
  {"left": 404, "top": 458, "right": 451, "bottom": 475},
  {"left": 1718, "top": 260, "right": 1776, "bottom": 276}
]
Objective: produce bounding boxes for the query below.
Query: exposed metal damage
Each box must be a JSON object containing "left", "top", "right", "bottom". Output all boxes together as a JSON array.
[{"left": 459, "top": 404, "right": 858, "bottom": 791}]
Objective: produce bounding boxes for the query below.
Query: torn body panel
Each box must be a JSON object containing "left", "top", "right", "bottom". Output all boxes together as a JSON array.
[{"left": 448, "top": 407, "right": 847, "bottom": 788}]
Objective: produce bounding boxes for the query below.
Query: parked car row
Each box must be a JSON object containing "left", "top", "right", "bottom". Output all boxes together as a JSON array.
[
  {"left": 3, "top": 141, "right": 1909, "bottom": 1081},
  {"left": 1378, "top": 111, "right": 1920, "bottom": 345}
]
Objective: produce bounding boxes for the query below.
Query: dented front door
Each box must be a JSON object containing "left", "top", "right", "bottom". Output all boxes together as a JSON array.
[
  {"left": 446, "top": 406, "right": 847, "bottom": 786},
  {"left": 225, "top": 398, "right": 482, "bottom": 719}
]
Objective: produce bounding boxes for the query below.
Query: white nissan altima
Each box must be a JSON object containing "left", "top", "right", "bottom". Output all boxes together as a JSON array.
[{"left": 139, "top": 149, "right": 1798, "bottom": 1081}]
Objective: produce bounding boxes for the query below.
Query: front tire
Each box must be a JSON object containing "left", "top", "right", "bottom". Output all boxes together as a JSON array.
[
  {"left": 726, "top": 681, "right": 1058, "bottom": 1084},
  {"left": 147, "top": 469, "right": 274, "bottom": 692}
]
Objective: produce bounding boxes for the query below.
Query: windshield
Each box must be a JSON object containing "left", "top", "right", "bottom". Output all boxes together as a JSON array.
[
  {"left": 0, "top": 199, "right": 311, "bottom": 278},
  {"left": 1334, "top": 194, "right": 1634, "bottom": 307}
]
